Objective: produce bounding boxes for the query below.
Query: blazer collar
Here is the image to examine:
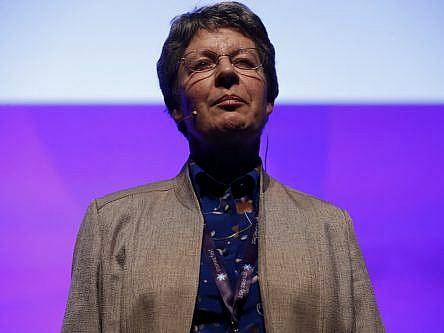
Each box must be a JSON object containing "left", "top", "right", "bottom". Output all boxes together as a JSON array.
[{"left": 174, "top": 159, "right": 271, "bottom": 211}]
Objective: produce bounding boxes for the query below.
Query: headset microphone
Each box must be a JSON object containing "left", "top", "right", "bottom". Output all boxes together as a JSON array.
[{"left": 177, "top": 109, "right": 198, "bottom": 124}]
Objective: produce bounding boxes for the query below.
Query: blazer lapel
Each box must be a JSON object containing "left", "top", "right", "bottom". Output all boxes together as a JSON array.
[{"left": 258, "top": 175, "right": 321, "bottom": 332}]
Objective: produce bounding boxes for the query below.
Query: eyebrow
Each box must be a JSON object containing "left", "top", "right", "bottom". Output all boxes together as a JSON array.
[{"left": 183, "top": 47, "right": 253, "bottom": 57}]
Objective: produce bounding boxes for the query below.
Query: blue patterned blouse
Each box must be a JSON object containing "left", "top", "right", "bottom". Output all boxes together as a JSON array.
[{"left": 189, "top": 161, "right": 266, "bottom": 333}]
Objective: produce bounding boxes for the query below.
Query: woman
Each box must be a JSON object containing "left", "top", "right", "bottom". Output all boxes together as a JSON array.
[{"left": 63, "top": 2, "right": 384, "bottom": 332}]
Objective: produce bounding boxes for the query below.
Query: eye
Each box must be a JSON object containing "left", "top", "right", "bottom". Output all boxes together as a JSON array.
[
  {"left": 187, "top": 57, "right": 215, "bottom": 72},
  {"left": 232, "top": 56, "right": 257, "bottom": 69},
  {"left": 232, "top": 50, "right": 261, "bottom": 69}
]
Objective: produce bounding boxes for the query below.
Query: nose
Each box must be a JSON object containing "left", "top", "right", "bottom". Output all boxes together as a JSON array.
[{"left": 214, "top": 55, "right": 239, "bottom": 89}]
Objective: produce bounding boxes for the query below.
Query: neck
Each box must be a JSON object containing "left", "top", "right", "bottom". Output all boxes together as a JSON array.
[{"left": 189, "top": 139, "right": 261, "bottom": 184}]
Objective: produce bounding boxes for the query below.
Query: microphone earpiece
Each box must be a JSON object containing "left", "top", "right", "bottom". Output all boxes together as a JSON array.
[{"left": 177, "top": 109, "right": 198, "bottom": 124}]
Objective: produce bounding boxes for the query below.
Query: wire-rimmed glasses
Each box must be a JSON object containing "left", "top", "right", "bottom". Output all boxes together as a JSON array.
[{"left": 179, "top": 48, "right": 265, "bottom": 73}]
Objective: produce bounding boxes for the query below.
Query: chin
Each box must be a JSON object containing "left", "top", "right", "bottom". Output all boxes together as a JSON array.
[
  {"left": 215, "top": 123, "right": 261, "bottom": 141},
  {"left": 221, "top": 120, "right": 248, "bottom": 131},
  {"left": 217, "top": 113, "right": 248, "bottom": 130}
]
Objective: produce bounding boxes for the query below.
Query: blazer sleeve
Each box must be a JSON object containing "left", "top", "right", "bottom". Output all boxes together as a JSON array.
[
  {"left": 62, "top": 200, "right": 102, "bottom": 332},
  {"left": 343, "top": 210, "right": 385, "bottom": 332}
]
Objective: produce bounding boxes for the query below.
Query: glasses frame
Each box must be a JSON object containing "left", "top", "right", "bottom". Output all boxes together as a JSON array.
[{"left": 179, "top": 47, "right": 265, "bottom": 74}]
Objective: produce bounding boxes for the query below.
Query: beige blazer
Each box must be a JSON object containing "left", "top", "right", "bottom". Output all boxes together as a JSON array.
[{"left": 62, "top": 164, "right": 384, "bottom": 332}]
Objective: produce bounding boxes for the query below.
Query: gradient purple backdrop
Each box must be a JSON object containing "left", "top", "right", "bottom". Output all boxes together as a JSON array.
[{"left": 1, "top": 104, "right": 443, "bottom": 332}]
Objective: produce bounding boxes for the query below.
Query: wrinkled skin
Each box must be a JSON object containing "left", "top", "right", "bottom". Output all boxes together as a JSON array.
[
  {"left": 175, "top": 28, "right": 273, "bottom": 144},
  {"left": 174, "top": 28, "right": 274, "bottom": 182}
]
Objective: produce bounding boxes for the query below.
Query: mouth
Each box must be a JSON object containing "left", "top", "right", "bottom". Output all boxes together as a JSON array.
[{"left": 212, "top": 94, "right": 247, "bottom": 110}]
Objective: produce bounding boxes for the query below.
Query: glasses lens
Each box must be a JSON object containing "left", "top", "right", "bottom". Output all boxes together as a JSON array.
[
  {"left": 232, "top": 48, "right": 263, "bottom": 70},
  {"left": 182, "top": 48, "right": 264, "bottom": 73},
  {"left": 183, "top": 51, "right": 217, "bottom": 72}
]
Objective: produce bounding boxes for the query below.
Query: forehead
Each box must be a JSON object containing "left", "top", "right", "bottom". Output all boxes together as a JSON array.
[{"left": 184, "top": 27, "right": 256, "bottom": 54}]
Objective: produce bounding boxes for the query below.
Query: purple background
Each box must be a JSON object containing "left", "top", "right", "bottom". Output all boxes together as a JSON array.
[{"left": 1, "top": 104, "right": 443, "bottom": 332}]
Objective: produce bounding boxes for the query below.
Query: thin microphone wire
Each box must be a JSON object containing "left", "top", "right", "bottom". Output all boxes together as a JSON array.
[
  {"left": 264, "top": 131, "right": 269, "bottom": 172},
  {"left": 177, "top": 110, "right": 198, "bottom": 124}
]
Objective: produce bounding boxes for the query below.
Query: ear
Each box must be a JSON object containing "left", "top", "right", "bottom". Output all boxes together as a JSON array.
[
  {"left": 171, "top": 109, "right": 184, "bottom": 123},
  {"left": 266, "top": 102, "right": 274, "bottom": 116}
]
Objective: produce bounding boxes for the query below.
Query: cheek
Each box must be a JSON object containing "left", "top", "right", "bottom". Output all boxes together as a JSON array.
[
  {"left": 185, "top": 74, "right": 213, "bottom": 98},
  {"left": 187, "top": 89, "right": 210, "bottom": 112},
  {"left": 179, "top": 76, "right": 210, "bottom": 111},
  {"left": 250, "top": 87, "right": 269, "bottom": 115},
  {"left": 242, "top": 74, "right": 267, "bottom": 98}
]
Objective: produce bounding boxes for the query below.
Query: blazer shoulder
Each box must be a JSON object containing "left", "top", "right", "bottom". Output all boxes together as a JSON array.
[
  {"left": 268, "top": 177, "right": 348, "bottom": 223},
  {"left": 94, "top": 177, "right": 176, "bottom": 211}
]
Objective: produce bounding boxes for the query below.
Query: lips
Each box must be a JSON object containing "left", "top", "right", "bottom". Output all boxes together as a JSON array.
[{"left": 212, "top": 94, "right": 247, "bottom": 107}]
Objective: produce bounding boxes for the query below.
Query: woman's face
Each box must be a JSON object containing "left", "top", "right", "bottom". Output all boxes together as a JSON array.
[{"left": 176, "top": 28, "right": 273, "bottom": 144}]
